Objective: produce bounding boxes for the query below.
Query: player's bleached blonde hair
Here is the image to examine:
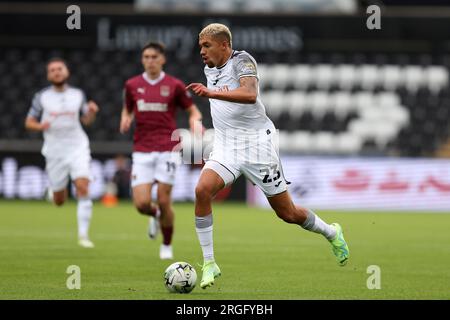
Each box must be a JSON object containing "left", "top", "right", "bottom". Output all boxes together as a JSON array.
[{"left": 199, "top": 23, "right": 232, "bottom": 46}]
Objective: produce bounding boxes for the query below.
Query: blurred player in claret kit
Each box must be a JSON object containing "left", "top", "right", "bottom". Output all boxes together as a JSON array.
[
  {"left": 25, "top": 57, "right": 99, "bottom": 248},
  {"left": 121, "top": 42, "right": 203, "bottom": 260},
  {"left": 187, "top": 23, "right": 350, "bottom": 289}
]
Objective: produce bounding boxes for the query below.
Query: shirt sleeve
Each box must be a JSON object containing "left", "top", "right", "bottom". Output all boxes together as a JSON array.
[
  {"left": 233, "top": 53, "right": 258, "bottom": 79},
  {"left": 124, "top": 81, "right": 134, "bottom": 113},
  {"left": 175, "top": 80, "right": 194, "bottom": 110},
  {"left": 27, "top": 92, "right": 43, "bottom": 120}
]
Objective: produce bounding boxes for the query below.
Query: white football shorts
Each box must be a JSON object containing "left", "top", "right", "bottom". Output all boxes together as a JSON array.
[
  {"left": 45, "top": 148, "right": 91, "bottom": 192},
  {"left": 131, "top": 151, "right": 181, "bottom": 187},
  {"left": 203, "top": 132, "right": 288, "bottom": 197}
]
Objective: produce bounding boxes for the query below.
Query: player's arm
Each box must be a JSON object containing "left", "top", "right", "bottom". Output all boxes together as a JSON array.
[
  {"left": 186, "top": 77, "right": 257, "bottom": 104},
  {"left": 25, "top": 116, "right": 49, "bottom": 132},
  {"left": 120, "top": 84, "right": 135, "bottom": 134},
  {"left": 120, "top": 106, "right": 134, "bottom": 134},
  {"left": 80, "top": 100, "right": 99, "bottom": 126},
  {"left": 25, "top": 92, "right": 49, "bottom": 131},
  {"left": 185, "top": 104, "right": 204, "bottom": 135}
]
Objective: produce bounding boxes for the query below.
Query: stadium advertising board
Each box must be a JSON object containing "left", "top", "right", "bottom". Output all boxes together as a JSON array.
[
  {"left": 248, "top": 156, "right": 450, "bottom": 211},
  {"left": 0, "top": 154, "right": 245, "bottom": 201},
  {"left": 0, "top": 154, "right": 200, "bottom": 201}
]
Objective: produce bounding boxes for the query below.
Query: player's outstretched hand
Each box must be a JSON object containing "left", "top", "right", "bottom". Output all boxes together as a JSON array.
[
  {"left": 186, "top": 83, "right": 211, "bottom": 98},
  {"left": 87, "top": 100, "right": 99, "bottom": 114}
]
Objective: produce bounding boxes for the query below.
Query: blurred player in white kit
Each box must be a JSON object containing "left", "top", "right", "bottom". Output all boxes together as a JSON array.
[{"left": 25, "top": 57, "right": 99, "bottom": 248}]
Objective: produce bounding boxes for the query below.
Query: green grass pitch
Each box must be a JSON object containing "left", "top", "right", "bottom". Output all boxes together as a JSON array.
[{"left": 0, "top": 200, "right": 449, "bottom": 299}]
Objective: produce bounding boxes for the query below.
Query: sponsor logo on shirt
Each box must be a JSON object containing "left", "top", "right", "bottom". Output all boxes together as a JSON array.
[
  {"left": 160, "top": 85, "right": 170, "bottom": 97},
  {"left": 215, "top": 85, "right": 230, "bottom": 92},
  {"left": 49, "top": 111, "right": 76, "bottom": 117},
  {"left": 137, "top": 100, "right": 168, "bottom": 112}
]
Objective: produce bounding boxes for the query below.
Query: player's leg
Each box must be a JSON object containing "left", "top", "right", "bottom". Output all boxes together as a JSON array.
[
  {"left": 73, "top": 177, "right": 94, "bottom": 248},
  {"left": 267, "top": 190, "right": 349, "bottom": 266},
  {"left": 52, "top": 189, "right": 67, "bottom": 206},
  {"left": 156, "top": 182, "right": 174, "bottom": 259},
  {"left": 195, "top": 161, "right": 238, "bottom": 288},
  {"left": 70, "top": 150, "right": 95, "bottom": 248},
  {"left": 267, "top": 190, "right": 332, "bottom": 234},
  {"left": 131, "top": 152, "right": 159, "bottom": 218},
  {"left": 244, "top": 134, "right": 349, "bottom": 265},
  {"left": 153, "top": 151, "right": 182, "bottom": 259},
  {"left": 132, "top": 183, "right": 161, "bottom": 241},
  {"left": 45, "top": 157, "right": 69, "bottom": 206},
  {"left": 132, "top": 183, "right": 159, "bottom": 217}
]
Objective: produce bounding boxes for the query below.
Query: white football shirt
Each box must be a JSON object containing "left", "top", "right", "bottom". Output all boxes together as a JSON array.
[
  {"left": 27, "top": 85, "right": 90, "bottom": 157},
  {"left": 204, "top": 50, "right": 275, "bottom": 149}
]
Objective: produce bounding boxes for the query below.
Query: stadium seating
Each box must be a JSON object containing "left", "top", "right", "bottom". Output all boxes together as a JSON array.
[{"left": 1, "top": 48, "right": 449, "bottom": 157}]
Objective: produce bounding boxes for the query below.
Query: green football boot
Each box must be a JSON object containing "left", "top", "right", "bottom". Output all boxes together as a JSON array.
[
  {"left": 329, "top": 223, "right": 349, "bottom": 266},
  {"left": 200, "top": 261, "right": 221, "bottom": 289}
]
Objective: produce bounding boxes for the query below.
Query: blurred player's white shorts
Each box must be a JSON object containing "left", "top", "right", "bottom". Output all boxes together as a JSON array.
[
  {"left": 203, "top": 134, "right": 288, "bottom": 197},
  {"left": 131, "top": 151, "right": 181, "bottom": 187},
  {"left": 45, "top": 148, "right": 91, "bottom": 192}
]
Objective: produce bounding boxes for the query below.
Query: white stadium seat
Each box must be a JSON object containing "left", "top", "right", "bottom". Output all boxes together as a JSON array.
[
  {"left": 287, "top": 91, "right": 310, "bottom": 117},
  {"left": 353, "top": 92, "right": 375, "bottom": 113},
  {"left": 286, "top": 91, "right": 309, "bottom": 117},
  {"left": 381, "top": 65, "right": 402, "bottom": 90},
  {"left": 359, "top": 106, "right": 382, "bottom": 121},
  {"left": 262, "top": 91, "right": 287, "bottom": 119},
  {"left": 292, "top": 64, "right": 313, "bottom": 89},
  {"left": 335, "top": 133, "right": 363, "bottom": 154},
  {"left": 314, "top": 64, "right": 335, "bottom": 90},
  {"left": 309, "top": 91, "right": 331, "bottom": 118},
  {"left": 332, "top": 91, "right": 354, "bottom": 118},
  {"left": 271, "top": 64, "right": 292, "bottom": 90},
  {"left": 376, "top": 92, "right": 401, "bottom": 107},
  {"left": 383, "top": 106, "right": 410, "bottom": 126},
  {"left": 403, "top": 65, "right": 424, "bottom": 92},
  {"left": 289, "top": 131, "right": 313, "bottom": 153},
  {"left": 426, "top": 65, "right": 449, "bottom": 93},
  {"left": 359, "top": 64, "right": 380, "bottom": 91},
  {"left": 372, "top": 122, "right": 398, "bottom": 148},
  {"left": 311, "top": 132, "right": 337, "bottom": 153},
  {"left": 348, "top": 119, "right": 374, "bottom": 139},
  {"left": 336, "top": 64, "right": 357, "bottom": 90}
]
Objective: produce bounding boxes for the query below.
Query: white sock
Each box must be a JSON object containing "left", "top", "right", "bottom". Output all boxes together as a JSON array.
[
  {"left": 77, "top": 198, "right": 93, "bottom": 239},
  {"left": 301, "top": 209, "right": 336, "bottom": 240},
  {"left": 195, "top": 214, "right": 214, "bottom": 263}
]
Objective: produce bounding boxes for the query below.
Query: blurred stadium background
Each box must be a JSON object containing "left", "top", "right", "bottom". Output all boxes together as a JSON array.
[
  {"left": 2, "top": 0, "right": 450, "bottom": 300},
  {"left": 2, "top": 0, "right": 450, "bottom": 211}
]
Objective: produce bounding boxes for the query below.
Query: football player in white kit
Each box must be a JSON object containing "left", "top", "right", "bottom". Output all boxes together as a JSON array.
[
  {"left": 187, "top": 24, "right": 350, "bottom": 289},
  {"left": 25, "top": 58, "right": 99, "bottom": 248}
]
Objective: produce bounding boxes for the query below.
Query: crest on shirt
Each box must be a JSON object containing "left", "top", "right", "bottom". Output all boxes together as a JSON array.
[
  {"left": 160, "top": 85, "right": 170, "bottom": 97},
  {"left": 137, "top": 87, "right": 145, "bottom": 94},
  {"left": 243, "top": 62, "right": 256, "bottom": 74}
]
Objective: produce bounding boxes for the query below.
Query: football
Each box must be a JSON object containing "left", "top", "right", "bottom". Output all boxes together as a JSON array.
[{"left": 163, "top": 262, "right": 197, "bottom": 293}]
